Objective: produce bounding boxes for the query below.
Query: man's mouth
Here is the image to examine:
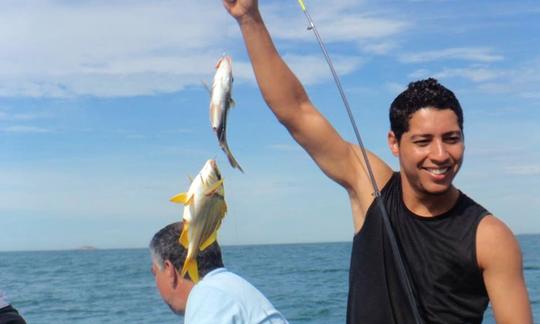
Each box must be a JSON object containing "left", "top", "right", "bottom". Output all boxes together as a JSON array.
[{"left": 424, "top": 167, "right": 450, "bottom": 175}]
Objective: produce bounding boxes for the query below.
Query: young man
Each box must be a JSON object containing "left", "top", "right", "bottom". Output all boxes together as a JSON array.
[
  {"left": 149, "top": 222, "right": 288, "bottom": 324},
  {"left": 0, "top": 290, "right": 26, "bottom": 324},
  {"left": 222, "top": 0, "right": 532, "bottom": 323}
]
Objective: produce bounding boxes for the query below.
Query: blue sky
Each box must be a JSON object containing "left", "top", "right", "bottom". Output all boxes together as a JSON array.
[{"left": 1, "top": 0, "right": 539, "bottom": 251}]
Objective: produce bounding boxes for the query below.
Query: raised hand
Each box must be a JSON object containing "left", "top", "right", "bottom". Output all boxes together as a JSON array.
[{"left": 222, "top": 0, "right": 259, "bottom": 23}]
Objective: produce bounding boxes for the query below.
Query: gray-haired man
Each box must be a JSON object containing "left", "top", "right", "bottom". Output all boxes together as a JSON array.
[{"left": 149, "top": 222, "right": 288, "bottom": 324}]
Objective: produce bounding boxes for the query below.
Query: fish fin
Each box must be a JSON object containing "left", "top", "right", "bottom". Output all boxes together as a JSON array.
[
  {"left": 201, "top": 81, "right": 211, "bottom": 95},
  {"left": 204, "top": 179, "right": 224, "bottom": 196},
  {"left": 229, "top": 97, "right": 236, "bottom": 108},
  {"left": 169, "top": 192, "right": 193, "bottom": 205},
  {"left": 187, "top": 175, "right": 194, "bottom": 183},
  {"left": 179, "top": 223, "right": 189, "bottom": 248},
  {"left": 181, "top": 258, "right": 200, "bottom": 284},
  {"left": 200, "top": 230, "right": 218, "bottom": 251},
  {"left": 218, "top": 201, "right": 227, "bottom": 217}
]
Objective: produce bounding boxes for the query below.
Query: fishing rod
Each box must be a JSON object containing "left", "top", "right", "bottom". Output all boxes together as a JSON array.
[{"left": 295, "top": 1, "right": 424, "bottom": 323}]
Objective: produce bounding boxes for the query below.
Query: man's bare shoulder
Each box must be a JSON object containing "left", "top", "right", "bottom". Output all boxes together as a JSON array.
[
  {"left": 477, "top": 215, "right": 522, "bottom": 270},
  {"left": 476, "top": 216, "right": 532, "bottom": 322}
]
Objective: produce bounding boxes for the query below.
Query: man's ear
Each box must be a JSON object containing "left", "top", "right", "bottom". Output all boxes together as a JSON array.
[
  {"left": 163, "top": 260, "right": 178, "bottom": 287},
  {"left": 388, "top": 131, "right": 399, "bottom": 157}
]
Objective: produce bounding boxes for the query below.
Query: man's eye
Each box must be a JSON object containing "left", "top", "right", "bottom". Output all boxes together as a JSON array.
[
  {"left": 414, "top": 140, "right": 429, "bottom": 146},
  {"left": 445, "top": 136, "right": 462, "bottom": 143}
]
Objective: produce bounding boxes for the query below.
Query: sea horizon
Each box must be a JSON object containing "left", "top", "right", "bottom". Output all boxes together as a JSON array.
[
  {"left": 3, "top": 232, "right": 539, "bottom": 254},
  {"left": 2, "top": 232, "right": 539, "bottom": 253},
  {"left": 0, "top": 239, "right": 354, "bottom": 254}
]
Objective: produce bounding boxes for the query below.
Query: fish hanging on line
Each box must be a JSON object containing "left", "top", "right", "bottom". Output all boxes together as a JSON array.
[
  {"left": 169, "top": 159, "right": 227, "bottom": 283},
  {"left": 208, "top": 55, "right": 244, "bottom": 173}
]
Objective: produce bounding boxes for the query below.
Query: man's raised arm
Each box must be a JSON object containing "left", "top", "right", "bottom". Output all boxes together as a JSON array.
[{"left": 222, "top": 0, "right": 393, "bottom": 226}]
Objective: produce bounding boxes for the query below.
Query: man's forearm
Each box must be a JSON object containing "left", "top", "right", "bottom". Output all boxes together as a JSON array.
[{"left": 237, "top": 12, "right": 309, "bottom": 124}]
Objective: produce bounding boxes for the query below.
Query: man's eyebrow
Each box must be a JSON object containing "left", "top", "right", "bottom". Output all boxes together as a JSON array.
[
  {"left": 410, "top": 134, "right": 432, "bottom": 140},
  {"left": 443, "top": 131, "right": 462, "bottom": 136}
]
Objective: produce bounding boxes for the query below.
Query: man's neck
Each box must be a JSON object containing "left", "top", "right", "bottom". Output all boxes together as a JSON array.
[{"left": 401, "top": 182, "right": 460, "bottom": 217}]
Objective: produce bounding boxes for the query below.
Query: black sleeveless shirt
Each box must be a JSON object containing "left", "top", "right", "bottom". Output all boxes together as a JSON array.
[{"left": 347, "top": 173, "right": 490, "bottom": 324}]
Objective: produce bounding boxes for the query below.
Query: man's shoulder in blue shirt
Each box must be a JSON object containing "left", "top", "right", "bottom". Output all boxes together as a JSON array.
[{"left": 184, "top": 268, "right": 288, "bottom": 324}]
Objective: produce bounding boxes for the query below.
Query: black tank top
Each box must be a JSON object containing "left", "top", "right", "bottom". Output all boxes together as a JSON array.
[{"left": 347, "top": 173, "right": 490, "bottom": 324}]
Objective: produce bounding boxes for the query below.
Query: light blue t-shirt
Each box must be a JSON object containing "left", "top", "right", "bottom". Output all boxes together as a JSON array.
[
  {"left": 184, "top": 268, "right": 288, "bottom": 324},
  {"left": 0, "top": 289, "right": 9, "bottom": 309}
]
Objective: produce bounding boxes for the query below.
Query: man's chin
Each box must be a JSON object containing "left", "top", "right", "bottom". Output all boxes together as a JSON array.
[
  {"left": 167, "top": 302, "right": 184, "bottom": 316},
  {"left": 424, "top": 184, "right": 453, "bottom": 196}
]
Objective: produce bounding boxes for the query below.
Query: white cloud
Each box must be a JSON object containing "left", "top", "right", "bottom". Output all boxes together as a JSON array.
[
  {"left": 0, "top": 60, "right": 222, "bottom": 97},
  {"left": 0, "top": 125, "right": 52, "bottom": 134},
  {"left": 410, "top": 66, "right": 502, "bottom": 83},
  {"left": 409, "top": 62, "right": 540, "bottom": 101},
  {"left": 433, "top": 67, "right": 502, "bottom": 82},
  {"left": 160, "top": 128, "right": 193, "bottom": 135},
  {"left": 0, "top": 0, "right": 409, "bottom": 98},
  {"left": 0, "top": 0, "right": 233, "bottom": 98},
  {"left": 478, "top": 60, "right": 540, "bottom": 99},
  {"left": 505, "top": 164, "right": 540, "bottom": 176},
  {"left": 0, "top": 109, "right": 50, "bottom": 121},
  {"left": 400, "top": 47, "right": 503, "bottom": 63},
  {"left": 316, "top": 16, "right": 408, "bottom": 41},
  {"left": 407, "top": 57, "right": 540, "bottom": 101},
  {"left": 408, "top": 68, "right": 431, "bottom": 80},
  {"left": 385, "top": 82, "right": 406, "bottom": 95},
  {"left": 268, "top": 8, "right": 408, "bottom": 43},
  {"left": 361, "top": 42, "right": 398, "bottom": 55},
  {"left": 283, "top": 54, "right": 364, "bottom": 85},
  {"left": 521, "top": 92, "right": 540, "bottom": 100},
  {"left": 0, "top": 167, "right": 171, "bottom": 218}
]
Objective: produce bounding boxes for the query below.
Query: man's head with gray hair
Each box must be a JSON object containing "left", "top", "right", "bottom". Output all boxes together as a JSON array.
[
  {"left": 149, "top": 221, "right": 225, "bottom": 315},
  {"left": 149, "top": 221, "right": 224, "bottom": 281}
]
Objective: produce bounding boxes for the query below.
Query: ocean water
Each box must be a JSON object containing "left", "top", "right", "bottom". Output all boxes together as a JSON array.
[{"left": 1, "top": 235, "right": 538, "bottom": 323}]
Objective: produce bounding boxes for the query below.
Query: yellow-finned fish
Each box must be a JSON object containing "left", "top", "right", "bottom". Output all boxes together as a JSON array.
[
  {"left": 169, "top": 159, "right": 227, "bottom": 283},
  {"left": 209, "top": 55, "right": 244, "bottom": 173}
]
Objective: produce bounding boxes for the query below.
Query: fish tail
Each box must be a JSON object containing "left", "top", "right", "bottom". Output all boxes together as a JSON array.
[
  {"left": 180, "top": 257, "right": 200, "bottom": 283},
  {"left": 220, "top": 140, "right": 244, "bottom": 173}
]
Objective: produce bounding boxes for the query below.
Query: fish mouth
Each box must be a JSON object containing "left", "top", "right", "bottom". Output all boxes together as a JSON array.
[
  {"left": 216, "top": 55, "right": 232, "bottom": 69},
  {"left": 207, "top": 159, "right": 222, "bottom": 180}
]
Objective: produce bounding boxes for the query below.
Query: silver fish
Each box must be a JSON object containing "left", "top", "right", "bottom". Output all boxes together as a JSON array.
[{"left": 209, "top": 55, "right": 244, "bottom": 172}]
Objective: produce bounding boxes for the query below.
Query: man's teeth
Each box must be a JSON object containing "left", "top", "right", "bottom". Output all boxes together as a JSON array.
[{"left": 428, "top": 168, "right": 449, "bottom": 175}]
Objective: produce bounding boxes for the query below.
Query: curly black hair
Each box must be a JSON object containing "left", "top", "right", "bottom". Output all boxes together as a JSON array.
[
  {"left": 389, "top": 78, "right": 463, "bottom": 141},
  {"left": 149, "top": 222, "right": 224, "bottom": 280}
]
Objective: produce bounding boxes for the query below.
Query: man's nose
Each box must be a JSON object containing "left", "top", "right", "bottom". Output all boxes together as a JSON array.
[{"left": 430, "top": 139, "right": 450, "bottom": 162}]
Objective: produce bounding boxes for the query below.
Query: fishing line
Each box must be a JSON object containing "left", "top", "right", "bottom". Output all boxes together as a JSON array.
[{"left": 295, "top": 1, "right": 423, "bottom": 323}]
